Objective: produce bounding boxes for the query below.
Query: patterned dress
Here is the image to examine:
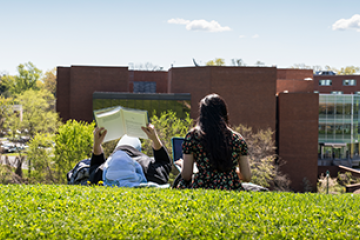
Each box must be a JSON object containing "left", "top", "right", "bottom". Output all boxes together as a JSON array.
[{"left": 176, "top": 129, "right": 248, "bottom": 190}]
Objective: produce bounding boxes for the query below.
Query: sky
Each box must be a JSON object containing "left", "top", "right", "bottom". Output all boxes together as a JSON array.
[{"left": 1, "top": 0, "right": 360, "bottom": 75}]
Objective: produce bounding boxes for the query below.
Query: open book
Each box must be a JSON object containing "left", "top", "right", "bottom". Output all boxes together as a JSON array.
[{"left": 94, "top": 106, "right": 149, "bottom": 143}]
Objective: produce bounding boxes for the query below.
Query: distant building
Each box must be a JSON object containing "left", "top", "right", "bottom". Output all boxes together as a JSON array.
[{"left": 314, "top": 74, "right": 360, "bottom": 171}]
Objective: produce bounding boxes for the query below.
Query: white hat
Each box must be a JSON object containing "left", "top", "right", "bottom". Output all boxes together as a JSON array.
[{"left": 116, "top": 134, "right": 141, "bottom": 152}]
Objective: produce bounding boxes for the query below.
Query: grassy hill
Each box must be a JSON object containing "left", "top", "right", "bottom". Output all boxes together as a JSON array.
[{"left": 1, "top": 185, "right": 359, "bottom": 239}]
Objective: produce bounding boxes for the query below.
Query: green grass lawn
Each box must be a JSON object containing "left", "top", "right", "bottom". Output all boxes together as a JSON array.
[{"left": 1, "top": 185, "right": 359, "bottom": 239}]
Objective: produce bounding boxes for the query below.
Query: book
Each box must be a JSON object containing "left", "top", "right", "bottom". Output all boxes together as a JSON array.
[{"left": 94, "top": 106, "right": 149, "bottom": 143}]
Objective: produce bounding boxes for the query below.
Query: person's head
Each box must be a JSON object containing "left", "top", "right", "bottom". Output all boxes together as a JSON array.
[
  {"left": 199, "top": 93, "right": 229, "bottom": 128},
  {"left": 197, "top": 93, "right": 233, "bottom": 172},
  {"left": 117, "top": 134, "right": 142, "bottom": 152}
]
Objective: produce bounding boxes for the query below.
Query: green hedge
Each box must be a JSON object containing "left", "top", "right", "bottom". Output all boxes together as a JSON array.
[{"left": 1, "top": 185, "right": 359, "bottom": 239}]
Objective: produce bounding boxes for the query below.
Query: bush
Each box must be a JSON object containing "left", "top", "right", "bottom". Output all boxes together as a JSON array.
[
  {"left": 53, "top": 120, "right": 95, "bottom": 183},
  {"left": 232, "top": 125, "right": 291, "bottom": 191},
  {"left": 141, "top": 111, "right": 193, "bottom": 185},
  {"left": 26, "top": 133, "right": 55, "bottom": 183}
]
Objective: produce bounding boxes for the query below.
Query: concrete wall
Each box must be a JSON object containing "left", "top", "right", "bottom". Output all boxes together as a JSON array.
[
  {"left": 169, "top": 66, "right": 277, "bottom": 132},
  {"left": 278, "top": 92, "right": 319, "bottom": 192}
]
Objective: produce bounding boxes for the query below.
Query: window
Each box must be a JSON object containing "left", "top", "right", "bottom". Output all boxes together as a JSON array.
[
  {"left": 331, "top": 91, "right": 342, "bottom": 94},
  {"left": 343, "top": 79, "right": 356, "bottom": 86},
  {"left": 133, "top": 81, "right": 156, "bottom": 93},
  {"left": 314, "top": 91, "right": 319, "bottom": 93},
  {"left": 319, "top": 80, "right": 332, "bottom": 86}
]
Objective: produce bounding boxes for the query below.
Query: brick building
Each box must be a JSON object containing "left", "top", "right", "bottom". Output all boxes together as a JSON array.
[{"left": 56, "top": 65, "right": 318, "bottom": 192}]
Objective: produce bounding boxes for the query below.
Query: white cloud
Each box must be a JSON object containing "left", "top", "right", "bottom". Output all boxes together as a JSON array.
[
  {"left": 239, "top": 35, "right": 245, "bottom": 38},
  {"left": 252, "top": 34, "right": 259, "bottom": 38},
  {"left": 167, "top": 18, "right": 231, "bottom": 32},
  {"left": 332, "top": 14, "right": 360, "bottom": 31}
]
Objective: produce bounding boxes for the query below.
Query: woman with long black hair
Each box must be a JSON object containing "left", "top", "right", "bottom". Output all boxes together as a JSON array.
[{"left": 176, "top": 93, "right": 251, "bottom": 190}]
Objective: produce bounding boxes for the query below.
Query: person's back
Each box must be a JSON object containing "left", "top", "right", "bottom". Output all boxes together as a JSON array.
[{"left": 176, "top": 93, "right": 251, "bottom": 190}]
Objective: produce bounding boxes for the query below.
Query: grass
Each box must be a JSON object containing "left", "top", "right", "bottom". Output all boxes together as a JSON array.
[{"left": 1, "top": 185, "right": 360, "bottom": 239}]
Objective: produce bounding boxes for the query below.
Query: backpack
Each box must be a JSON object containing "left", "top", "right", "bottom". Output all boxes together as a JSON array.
[{"left": 67, "top": 159, "right": 91, "bottom": 185}]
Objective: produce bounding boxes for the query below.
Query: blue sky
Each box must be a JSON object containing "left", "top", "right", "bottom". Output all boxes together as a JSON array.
[{"left": 1, "top": 0, "right": 360, "bottom": 75}]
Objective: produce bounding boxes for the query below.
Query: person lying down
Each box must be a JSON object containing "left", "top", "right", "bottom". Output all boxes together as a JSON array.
[{"left": 89, "top": 125, "right": 172, "bottom": 188}]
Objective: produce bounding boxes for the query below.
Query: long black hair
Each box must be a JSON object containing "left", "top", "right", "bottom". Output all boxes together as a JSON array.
[{"left": 197, "top": 93, "right": 233, "bottom": 172}]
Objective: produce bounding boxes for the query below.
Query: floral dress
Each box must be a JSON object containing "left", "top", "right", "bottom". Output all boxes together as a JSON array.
[{"left": 176, "top": 129, "right": 248, "bottom": 190}]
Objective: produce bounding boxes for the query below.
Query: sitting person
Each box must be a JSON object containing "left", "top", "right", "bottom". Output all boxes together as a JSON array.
[
  {"left": 175, "top": 93, "right": 251, "bottom": 190},
  {"left": 89, "top": 124, "right": 172, "bottom": 187}
]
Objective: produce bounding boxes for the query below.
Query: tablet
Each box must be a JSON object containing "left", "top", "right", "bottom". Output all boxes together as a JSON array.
[
  {"left": 171, "top": 137, "right": 184, "bottom": 172},
  {"left": 171, "top": 137, "right": 198, "bottom": 173}
]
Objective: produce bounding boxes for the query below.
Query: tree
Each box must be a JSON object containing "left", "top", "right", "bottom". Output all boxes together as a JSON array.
[
  {"left": 206, "top": 58, "right": 225, "bottom": 66},
  {"left": 41, "top": 68, "right": 57, "bottom": 96},
  {"left": 338, "top": 66, "right": 360, "bottom": 75},
  {"left": 231, "top": 58, "right": 246, "bottom": 66},
  {"left": 255, "top": 61, "right": 265, "bottom": 67},
  {"left": 6, "top": 89, "right": 60, "bottom": 141},
  {"left": 1, "top": 62, "right": 41, "bottom": 95},
  {"left": 0, "top": 96, "right": 14, "bottom": 136},
  {"left": 5, "top": 89, "right": 61, "bottom": 177},
  {"left": 232, "top": 124, "right": 291, "bottom": 191}
]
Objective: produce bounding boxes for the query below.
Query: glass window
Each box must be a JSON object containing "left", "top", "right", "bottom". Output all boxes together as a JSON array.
[
  {"left": 343, "top": 79, "right": 356, "bottom": 86},
  {"left": 319, "top": 80, "right": 332, "bottom": 86},
  {"left": 331, "top": 91, "right": 343, "bottom": 94},
  {"left": 133, "top": 82, "right": 156, "bottom": 93},
  {"left": 314, "top": 91, "right": 319, "bottom": 93},
  {"left": 326, "top": 124, "right": 334, "bottom": 139},
  {"left": 319, "top": 124, "right": 326, "bottom": 139}
]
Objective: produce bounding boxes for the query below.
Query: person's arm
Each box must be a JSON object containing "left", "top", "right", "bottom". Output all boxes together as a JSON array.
[
  {"left": 181, "top": 153, "right": 194, "bottom": 181},
  {"left": 93, "top": 127, "right": 107, "bottom": 155},
  {"left": 238, "top": 155, "right": 251, "bottom": 182},
  {"left": 141, "top": 124, "right": 162, "bottom": 150}
]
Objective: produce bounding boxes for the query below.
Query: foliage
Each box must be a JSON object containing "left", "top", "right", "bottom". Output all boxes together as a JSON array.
[
  {"left": 6, "top": 89, "right": 60, "bottom": 140},
  {"left": 206, "top": 58, "right": 225, "bottom": 66},
  {"left": 39, "top": 68, "right": 57, "bottom": 95},
  {"left": 1, "top": 185, "right": 360, "bottom": 239},
  {"left": 232, "top": 125, "right": 290, "bottom": 191},
  {"left": 141, "top": 111, "right": 193, "bottom": 158},
  {"left": 317, "top": 174, "right": 345, "bottom": 194},
  {"left": 0, "top": 96, "right": 14, "bottom": 136},
  {"left": 1, "top": 62, "right": 41, "bottom": 95},
  {"left": 53, "top": 120, "right": 95, "bottom": 183},
  {"left": 141, "top": 111, "right": 193, "bottom": 184},
  {"left": 26, "top": 133, "right": 55, "bottom": 183},
  {"left": 231, "top": 58, "right": 246, "bottom": 66}
]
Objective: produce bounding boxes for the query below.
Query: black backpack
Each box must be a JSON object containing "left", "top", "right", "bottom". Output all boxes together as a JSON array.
[{"left": 67, "top": 159, "right": 91, "bottom": 185}]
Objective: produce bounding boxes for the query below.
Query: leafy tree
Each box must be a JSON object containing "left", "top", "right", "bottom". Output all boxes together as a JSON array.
[
  {"left": 232, "top": 125, "right": 290, "bottom": 191},
  {"left": 1, "top": 62, "right": 41, "bottom": 95},
  {"left": 53, "top": 120, "right": 95, "bottom": 183},
  {"left": 0, "top": 96, "right": 14, "bottom": 136},
  {"left": 206, "top": 58, "right": 225, "bottom": 66},
  {"left": 27, "top": 133, "right": 55, "bottom": 183},
  {"left": 338, "top": 66, "right": 360, "bottom": 75},
  {"left": 6, "top": 89, "right": 59, "bottom": 140},
  {"left": 40, "top": 68, "right": 57, "bottom": 95}
]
